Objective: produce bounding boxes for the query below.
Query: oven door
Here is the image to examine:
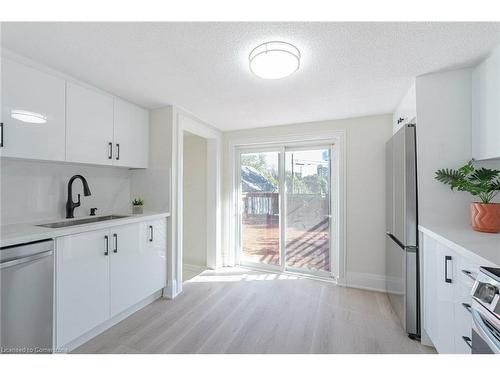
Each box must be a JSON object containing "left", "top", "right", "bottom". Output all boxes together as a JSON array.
[{"left": 471, "top": 308, "right": 500, "bottom": 354}]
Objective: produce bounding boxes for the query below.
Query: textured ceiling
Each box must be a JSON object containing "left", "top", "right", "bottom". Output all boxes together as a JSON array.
[{"left": 2, "top": 22, "right": 500, "bottom": 131}]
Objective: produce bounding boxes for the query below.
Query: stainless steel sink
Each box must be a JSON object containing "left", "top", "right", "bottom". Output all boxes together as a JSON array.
[{"left": 36, "top": 215, "right": 130, "bottom": 228}]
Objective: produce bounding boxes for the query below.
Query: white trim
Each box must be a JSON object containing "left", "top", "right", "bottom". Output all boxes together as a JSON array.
[
  {"left": 183, "top": 263, "right": 206, "bottom": 274},
  {"left": 345, "top": 271, "right": 388, "bottom": 293},
  {"left": 238, "top": 264, "right": 337, "bottom": 284},
  {"left": 228, "top": 130, "right": 346, "bottom": 283},
  {"left": 163, "top": 279, "right": 179, "bottom": 299},
  {"left": 174, "top": 109, "right": 222, "bottom": 297}
]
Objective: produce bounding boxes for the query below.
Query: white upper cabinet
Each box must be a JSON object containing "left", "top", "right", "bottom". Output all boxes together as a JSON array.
[
  {"left": 113, "top": 99, "right": 149, "bottom": 168},
  {"left": 1, "top": 58, "right": 66, "bottom": 160},
  {"left": 472, "top": 45, "right": 500, "bottom": 160},
  {"left": 66, "top": 82, "right": 114, "bottom": 165},
  {"left": 393, "top": 82, "right": 416, "bottom": 134},
  {"left": 1, "top": 57, "right": 149, "bottom": 167}
]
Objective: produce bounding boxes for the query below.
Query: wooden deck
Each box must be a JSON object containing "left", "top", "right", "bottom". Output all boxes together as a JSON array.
[{"left": 241, "top": 216, "right": 330, "bottom": 271}]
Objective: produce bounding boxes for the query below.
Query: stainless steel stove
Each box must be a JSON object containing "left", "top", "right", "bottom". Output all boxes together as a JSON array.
[{"left": 471, "top": 267, "right": 500, "bottom": 354}]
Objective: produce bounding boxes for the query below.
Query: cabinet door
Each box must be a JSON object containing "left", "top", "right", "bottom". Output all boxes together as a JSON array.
[
  {"left": 56, "top": 229, "right": 110, "bottom": 347},
  {"left": 453, "top": 255, "right": 480, "bottom": 354},
  {"left": 472, "top": 46, "right": 500, "bottom": 160},
  {"left": 113, "top": 99, "right": 149, "bottom": 168},
  {"left": 66, "top": 82, "right": 114, "bottom": 165},
  {"left": 1, "top": 58, "right": 66, "bottom": 160},
  {"left": 144, "top": 219, "right": 167, "bottom": 295},
  {"left": 423, "top": 234, "right": 456, "bottom": 353},
  {"left": 109, "top": 223, "right": 144, "bottom": 316}
]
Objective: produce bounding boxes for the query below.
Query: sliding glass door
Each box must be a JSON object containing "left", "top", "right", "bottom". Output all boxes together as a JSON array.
[
  {"left": 238, "top": 145, "right": 333, "bottom": 277},
  {"left": 285, "top": 148, "right": 331, "bottom": 274},
  {"left": 240, "top": 151, "right": 281, "bottom": 266}
]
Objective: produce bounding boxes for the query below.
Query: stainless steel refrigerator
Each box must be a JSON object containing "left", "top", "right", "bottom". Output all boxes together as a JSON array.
[{"left": 385, "top": 123, "right": 419, "bottom": 339}]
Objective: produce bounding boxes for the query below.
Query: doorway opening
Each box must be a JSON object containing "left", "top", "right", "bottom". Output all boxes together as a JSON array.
[
  {"left": 182, "top": 131, "right": 208, "bottom": 281},
  {"left": 236, "top": 143, "right": 338, "bottom": 279}
]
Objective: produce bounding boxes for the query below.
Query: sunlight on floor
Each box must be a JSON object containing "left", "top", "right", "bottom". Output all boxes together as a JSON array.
[{"left": 185, "top": 267, "right": 301, "bottom": 283}]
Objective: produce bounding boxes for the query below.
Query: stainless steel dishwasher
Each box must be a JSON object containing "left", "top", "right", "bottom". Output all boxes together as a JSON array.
[{"left": 1, "top": 239, "right": 54, "bottom": 354}]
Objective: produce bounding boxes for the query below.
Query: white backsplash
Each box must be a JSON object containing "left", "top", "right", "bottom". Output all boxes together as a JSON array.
[{"left": 0, "top": 159, "right": 132, "bottom": 225}]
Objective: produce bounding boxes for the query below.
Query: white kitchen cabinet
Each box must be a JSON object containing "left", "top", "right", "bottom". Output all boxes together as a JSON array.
[
  {"left": 422, "top": 232, "right": 483, "bottom": 354},
  {"left": 143, "top": 219, "right": 167, "bottom": 295},
  {"left": 113, "top": 99, "right": 149, "bottom": 168},
  {"left": 110, "top": 220, "right": 166, "bottom": 317},
  {"left": 1, "top": 58, "right": 66, "bottom": 161},
  {"left": 109, "top": 223, "right": 144, "bottom": 316},
  {"left": 56, "top": 219, "right": 167, "bottom": 347},
  {"left": 66, "top": 82, "right": 114, "bottom": 165},
  {"left": 393, "top": 83, "right": 416, "bottom": 134},
  {"left": 56, "top": 229, "right": 111, "bottom": 347},
  {"left": 423, "top": 234, "right": 456, "bottom": 353},
  {"left": 472, "top": 45, "right": 500, "bottom": 160}
]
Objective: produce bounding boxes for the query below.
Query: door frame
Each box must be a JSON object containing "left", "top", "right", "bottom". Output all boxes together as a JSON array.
[
  {"left": 228, "top": 131, "right": 346, "bottom": 284},
  {"left": 173, "top": 111, "right": 222, "bottom": 297}
]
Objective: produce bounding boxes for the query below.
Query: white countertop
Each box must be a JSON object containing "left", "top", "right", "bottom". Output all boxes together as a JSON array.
[
  {"left": 419, "top": 223, "right": 500, "bottom": 267},
  {"left": 0, "top": 211, "right": 170, "bottom": 248}
]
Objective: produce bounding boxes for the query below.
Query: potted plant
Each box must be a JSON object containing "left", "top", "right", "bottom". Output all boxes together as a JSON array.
[
  {"left": 435, "top": 160, "right": 500, "bottom": 233},
  {"left": 132, "top": 198, "right": 144, "bottom": 215}
]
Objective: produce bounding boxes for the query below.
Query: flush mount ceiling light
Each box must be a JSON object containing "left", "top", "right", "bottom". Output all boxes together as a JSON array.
[
  {"left": 11, "top": 110, "right": 47, "bottom": 124},
  {"left": 249, "top": 41, "right": 301, "bottom": 79}
]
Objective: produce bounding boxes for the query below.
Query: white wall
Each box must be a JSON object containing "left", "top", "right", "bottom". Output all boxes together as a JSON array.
[
  {"left": 416, "top": 68, "right": 500, "bottom": 229},
  {"left": 416, "top": 68, "right": 473, "bottom": 227},
  {"left": 222, "top": 114, "right": 393, "bottom": 290},
  {"left": 130, "top": 106, "right": 173, "bottom": 213},
  {"left": 182, "top": 133, "right": 207, "bottom": 267},
  {"left": 0, "top": 158, "right": 131, "bottom": 224}
]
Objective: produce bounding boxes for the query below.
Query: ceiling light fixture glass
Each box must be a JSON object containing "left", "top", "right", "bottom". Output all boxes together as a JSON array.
[
  {"left": 249, "top": 41, "right": 301, "bottom": 79},
  {"left": 11, "top": 110, "right": 47, "bottom": 124}
]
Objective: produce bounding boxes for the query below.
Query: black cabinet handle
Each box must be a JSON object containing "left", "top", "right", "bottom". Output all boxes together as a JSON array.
[
  {"left": 0, "top": 122, "right": 3, "bottom": 147},
  {"left": 149, "top": 225, "right": 153, "bottom": 242},
  {"left": 116, "top": 143, "right": 120, "bottom": 160},
  {"left": 462, "top": 336, "right": 472, "bottom": 349},
  {"left": 108, "top": 142, "right": 113, "bottom": 159},
  {"left": 462, "top": 303, "right": 472, "bottom": 314},
  {"left": 104, "top": 235, "right": 109, "bottom": 256},
  {"left": 113, "top": 233, "right": 118, "bottom": 253},
  {"left": 445, "top": 255, "right": 452, "bottom": 283},
  {"left": 461, "top": 269, "right": 476, "bottom": 281}
]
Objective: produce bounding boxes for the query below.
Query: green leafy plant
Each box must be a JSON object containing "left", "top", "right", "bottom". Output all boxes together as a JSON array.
[
  {"left": 132, "top": 198, "right": 144, "bottom": 206},
  {"left": 435, "top": 160, "right": 500, "bottom": 204}
]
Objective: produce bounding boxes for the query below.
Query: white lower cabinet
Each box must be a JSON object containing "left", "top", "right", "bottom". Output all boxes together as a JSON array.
[
  {"left": 56, "top": 219, "right": 167, "bottom": 348},
  {"left": 110, "top": 223, "right": 143, "bottom": 316},
  {"left": 56, "top": 229, "right": 111, "bottom": 347},
  {"left": 422, "top": 233, "right": 481, "bottom": 354},
  {"left": 143, "top": 219, "right": 167, "bottom": 295}
]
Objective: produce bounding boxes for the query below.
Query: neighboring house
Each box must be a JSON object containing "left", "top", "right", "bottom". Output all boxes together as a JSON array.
[{"left": 240, "top": 165, "right": 277, "bottom": 192}]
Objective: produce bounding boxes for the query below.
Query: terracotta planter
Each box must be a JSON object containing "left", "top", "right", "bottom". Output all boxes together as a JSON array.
[{"left": 470, "top": 202, "right": 500, "bottom": 233}]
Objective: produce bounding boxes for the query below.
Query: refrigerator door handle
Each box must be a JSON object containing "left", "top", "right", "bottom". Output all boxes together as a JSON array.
[{"left": 387, "top": 232, "right": 405, "bottom": 250}]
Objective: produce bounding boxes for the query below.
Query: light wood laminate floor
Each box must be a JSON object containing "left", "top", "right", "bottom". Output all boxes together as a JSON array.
[{"left": 73, "top": 268, "right": 435, "bottom": 354}]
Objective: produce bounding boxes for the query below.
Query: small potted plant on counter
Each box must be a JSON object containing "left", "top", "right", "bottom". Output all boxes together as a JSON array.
[
  {"left": 435, "top": 160, "right": 500, "bottom": 233},
  {"left": 132, "top": 198, "right": 144, "bottom": 215}
]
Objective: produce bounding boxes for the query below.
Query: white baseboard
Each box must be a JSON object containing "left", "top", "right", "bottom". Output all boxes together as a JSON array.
[
  {"left": 183, "top": 263, "right": 206, "bottom": 274},
  {"left": 164, "top": 278, "right": 180, "bottom": 299},
  {"left": 59, "top": 290, "right": 163, "bottom": 353},
  {"left": 345, "top": 271, "right": 388, "bottom": 293}
]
